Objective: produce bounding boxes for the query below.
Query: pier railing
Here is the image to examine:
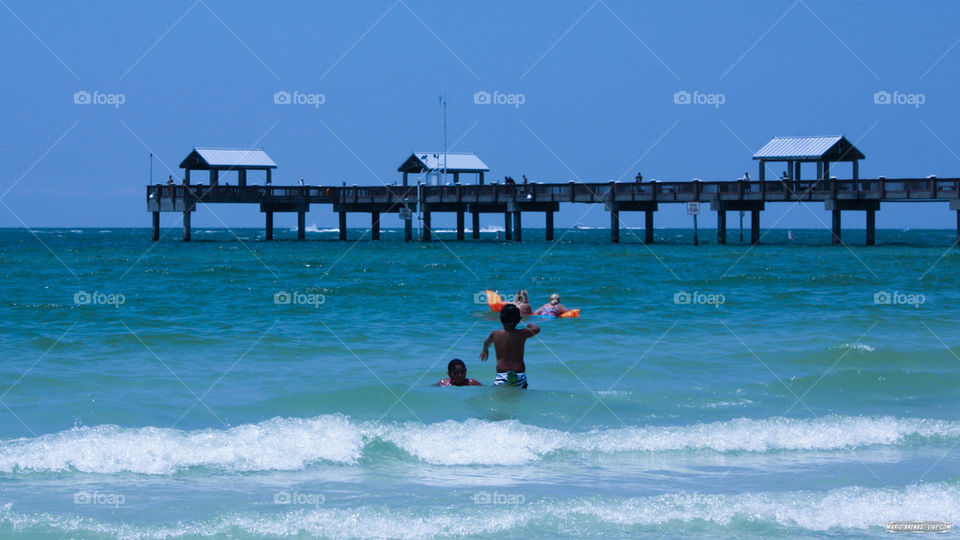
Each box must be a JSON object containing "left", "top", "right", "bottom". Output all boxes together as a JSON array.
[
  {"left": 417, "top": 177, "right": 960, "bottom": 204},
  {"left": 149, "top": 178, "right": 960, "bottom": 211}
]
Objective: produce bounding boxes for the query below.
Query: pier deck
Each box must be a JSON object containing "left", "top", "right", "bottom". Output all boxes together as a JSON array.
[{"left": 147, "top": 178, "right": 960, "bottom": 245}]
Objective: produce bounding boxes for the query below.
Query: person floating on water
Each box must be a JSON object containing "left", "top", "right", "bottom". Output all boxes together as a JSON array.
[
  {"left": 480, "top": 304, "right": 539, "bottom": 388},
  {"left": 438, "top": 359, "right": 481, "bottom": 387},
  {"left": 534, "top": 293, "right": 569, "bottom": 317},
  {"left": 511, "top": 289, "right": 533, "bottom": 317}
]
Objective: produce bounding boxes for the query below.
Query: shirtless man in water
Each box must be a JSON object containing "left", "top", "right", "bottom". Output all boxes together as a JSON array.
[
  {"left": 479, "top": 304, "right": 540, "bottom": 388},
  {"left": 534, "top": 293, "right": 569, "bottom": 317}
]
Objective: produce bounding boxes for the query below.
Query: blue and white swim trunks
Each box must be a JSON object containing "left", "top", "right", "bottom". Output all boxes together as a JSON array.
[{"left": 494, "top": 371, "right": 528, "bottom": 388}]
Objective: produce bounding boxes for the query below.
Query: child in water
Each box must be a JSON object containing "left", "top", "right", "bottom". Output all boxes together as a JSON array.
[
  {"left": 438, "top": 359, "right": 482, "bottom": 386},
  {"left": 479, "top": 304, "right": 540, "bottom": 388}
]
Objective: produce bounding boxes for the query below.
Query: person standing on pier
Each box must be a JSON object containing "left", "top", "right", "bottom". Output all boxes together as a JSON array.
[{"left": 635, "top": 171, "right": 643, "bottom": 183}]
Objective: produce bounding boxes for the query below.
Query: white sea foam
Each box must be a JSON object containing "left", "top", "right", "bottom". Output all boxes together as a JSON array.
[
  {"left": 2, "top": 484, "right": 959, "bottom": 537},
  {"left": 832, "top": 342, "right": 876, "bottom": 352},
  {"left": 0, "top": 415, "right": 363, "bottom": 474},
  {"left": 296, "top": 224, "right": 339, "bottom": 233},
  {"left": 0, "top": 415, "right": 957, "bottom": 474}
]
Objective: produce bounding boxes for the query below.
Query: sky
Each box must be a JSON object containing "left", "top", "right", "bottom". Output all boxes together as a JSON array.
[{"left": 2, "top": 0, "right": 960, "bottom": 230}]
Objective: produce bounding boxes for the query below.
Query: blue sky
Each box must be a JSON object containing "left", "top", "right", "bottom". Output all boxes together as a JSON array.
[{"left": 2, "top": 0, "right": 960, "bottom": 230}]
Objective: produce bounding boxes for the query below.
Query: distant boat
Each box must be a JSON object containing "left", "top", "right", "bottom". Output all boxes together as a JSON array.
[
  {"left": 787, "top": 230, "right": 794, "bottom": 241},
  {"left": 572, "top": 222, "right": 590, "bottom": 230}
]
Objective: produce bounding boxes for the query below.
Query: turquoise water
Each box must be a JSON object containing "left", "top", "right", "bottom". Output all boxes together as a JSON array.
[{"left": 1, "top": 227, "right": 959, "bottom": 538}]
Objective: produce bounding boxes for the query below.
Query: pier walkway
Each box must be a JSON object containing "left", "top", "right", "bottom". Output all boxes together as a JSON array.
[{"left": 147, "top": 177, "right": 960, "bottom": 245}]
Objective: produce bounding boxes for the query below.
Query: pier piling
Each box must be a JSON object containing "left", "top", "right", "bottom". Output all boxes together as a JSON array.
[
  {"left": 371, "top": 211, "right": 380, "bottom": 241},
  {"left": 831, "top": 210, "right": 842, "bottom": 245},
  {"left": 265, "top": 211, "right": 273, "bottom": 240},
  {"left": 456, "top": 211, "right": 465, "bottom": 241},
  {"left": 751, "top": 210, "right": 760, "bottom": 244},
  {"left": 151, "top": 211, "right": 159, "bottom": 241},
  {"left": 339, "top": 212, "right": 347, "bottom": 241},
  {"left": 645, "top": 211, "right": 654, "bottom": 244},
  {"left": 610, "top": 206, "right": 620, "bottom": 244},
  {"left": 717, "top": 210, "right": 727, "bottom": 245},
  {"left": 183, "top": 211, "right": 191, "bottom": 242},
  {"left": 545, "top": 211, "right": 554, "bottom": 241},
  {"left": 423, "top": 212, "right": 431, "bottom": 241},
  {"left": 504, "top": 212, "right": 512, "bottom": 241},
  {"left": 472, "top": 212, "right": 480, "bottom": 240},
  {"left": 297, "top": 211, "right": 305, "bottom": 240},
  {"left": 514, "top": 211, "right": 522, "bottom": 241}
]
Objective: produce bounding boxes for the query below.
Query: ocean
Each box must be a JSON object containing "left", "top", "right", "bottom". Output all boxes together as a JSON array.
[{"left": 1, "top": 226, "right": 958, "bottom": 538}]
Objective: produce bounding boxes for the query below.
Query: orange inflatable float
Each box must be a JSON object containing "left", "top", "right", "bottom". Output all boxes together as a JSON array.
[{"left": 484, "top": 290, "right": 580, "bottom": 318}]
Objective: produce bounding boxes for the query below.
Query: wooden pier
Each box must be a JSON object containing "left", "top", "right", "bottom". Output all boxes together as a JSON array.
[{"left": 147, "top": 177, "right": 960, "bottom": 245}]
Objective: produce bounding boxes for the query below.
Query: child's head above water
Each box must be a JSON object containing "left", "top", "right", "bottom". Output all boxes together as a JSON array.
[
  {"left": 500, "top": 303, "right": 522, "bottom": 327},
  {"left": 447, "top": 358, "right": 468, "bottom": 385}
]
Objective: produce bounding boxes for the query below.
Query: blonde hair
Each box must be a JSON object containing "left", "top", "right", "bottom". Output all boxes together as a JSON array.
[{"left": 514, "top": 289, "right": 529, "bottom": 304}]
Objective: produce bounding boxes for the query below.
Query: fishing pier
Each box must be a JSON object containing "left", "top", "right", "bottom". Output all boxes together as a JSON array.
[{"left": 147, "top": 139, "right": 960, "bottom": 245}]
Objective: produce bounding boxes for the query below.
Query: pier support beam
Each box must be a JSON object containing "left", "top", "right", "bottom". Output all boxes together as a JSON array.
[
  {"left": 183, "top": 211, "right": 191, "bottom": 242},
  {"left": 504, "top": 212, "right": 513, "bottom": 241},
  {"left": 422, "top": 212, "right": 431, "bottom": 241},
  {"left": 339, "top": 212, "right": 347, "bottom": 241},
  {"left": 645, "top": 210, "right": 654, "bottom": 244},
  {"left": 610, "top": 206, "right": 620, "bottom": 244},
  {"left": 717, "top": 210, "right": 727, "bottom": 245},
  {"left": 711, "top": 201, "right": 763, "bottom": 245},
  {"left": 265, "top": 211, "right": 273, "bottom": 240},
  {"left": 831, "top": 210, "right": 842, "bottom": 245},
  {"left": 826, "top": 200, "right": 880, "bottom": 246},
  {"left": 514, "top": 211, "right": 522, "bottom": 242},
  {"left": 151, "top": 211, "right": 159, "bottom": 241},
  {"left": 472, "top": 212, "right": 480, "bottom": 239},
  {"left": 950, "top": 201, "right": 960, "bottom": 246},
  {"left": 297, "top": 211, "right": 305, "bottom": 240},
  {"left": 545, "top": 211, "right": 554, "bottom": 241},
  {"left": 405, "top": 218, "right": 412, "bottom": 242},
  {"left": 371, "top": 211, "right": 380, "bottom": 241},
  {"left": 456, "top": 211, "right": 465, "bottom": 241}
]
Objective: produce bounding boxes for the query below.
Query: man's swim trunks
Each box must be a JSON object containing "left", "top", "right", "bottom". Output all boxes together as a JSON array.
[{"left": 494, "top": 371, "right": 528, "bottom": 388}]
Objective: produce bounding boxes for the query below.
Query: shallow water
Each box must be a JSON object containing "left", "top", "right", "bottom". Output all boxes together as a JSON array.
[{"left": 1, "top": 227, "right": 958, "bottom": 538}]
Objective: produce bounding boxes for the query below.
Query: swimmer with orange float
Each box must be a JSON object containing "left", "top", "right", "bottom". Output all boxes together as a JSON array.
[
  {"left": 534, "top": 293, "right": 571, "bottom": 318},
  {"left": 484, "top": 290, "right": 579, "bottom": 318}
]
